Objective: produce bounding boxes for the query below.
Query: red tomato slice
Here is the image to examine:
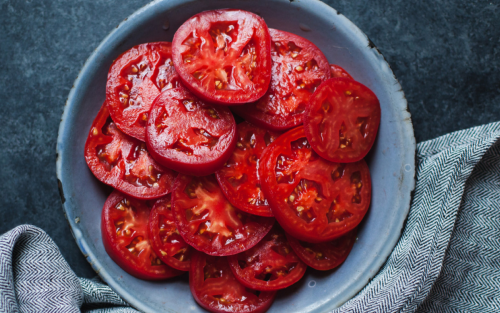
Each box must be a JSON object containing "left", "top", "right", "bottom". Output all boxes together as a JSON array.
[
  {"left": 172, "top": 174, "right": 274, "bottom": 256},
  {"left": 286, "top": 229, "right": 356, "bottom": 271},
  {"left": 149, "top": 195, "right": 192, "bottom": 271},
  {"left": 106, "top": 42, "right": 180, "bottom": 141},
  {"left": 259, "top": 126, "right": 371, "bottom": 243},
  {"left": 101, "top": 190, "right": 183, "bottom": 280},
  {"left": 84, "top": 103, "right": 176, "bottom": 200},
  {"left": 303, "top": 78, "right": 381, "bottom": 163},
  {"left": 232, "top": 29, "right": 331, "bottom": 131},
  {"left": 146, "top": 87, "right": 237, "bottom": 176},
  {"left": 172, "top": 9, "right": 272, "bottom": 105},
  {"left": 190, "top": 252, "right": 276, "bottom": 313},
  {"left": 228, "top": 225, "right": 307, "bottom": 291},
  {"left": 215, "top": 122, "right": 281, "bottom": 217},
  {"left": 329, "top": 64, "right": 353, "bottom": 79}
]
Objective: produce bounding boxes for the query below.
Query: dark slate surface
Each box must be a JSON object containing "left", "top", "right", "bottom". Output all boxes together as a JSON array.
[{"left": 0, "top": 0, "right": 498, "bottom": 279}]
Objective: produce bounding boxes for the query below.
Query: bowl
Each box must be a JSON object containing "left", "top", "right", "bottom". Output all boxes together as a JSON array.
[{"left": 56, "top": 0, "right": 415, "bottom": 312}]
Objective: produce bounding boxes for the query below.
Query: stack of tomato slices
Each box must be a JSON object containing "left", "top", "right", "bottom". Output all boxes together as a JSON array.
[{"left": 84, "top": 8, "right": 380, "bottom": 313}]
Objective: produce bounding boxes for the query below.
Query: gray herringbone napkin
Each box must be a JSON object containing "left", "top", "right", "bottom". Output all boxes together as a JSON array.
[{"left": 2, "top": 122, "right": 500, "bottom": 313}]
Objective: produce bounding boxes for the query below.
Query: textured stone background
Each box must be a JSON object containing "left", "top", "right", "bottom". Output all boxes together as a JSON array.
[{"left": 0, "top": 0, "right": 498, "bottom": 278}]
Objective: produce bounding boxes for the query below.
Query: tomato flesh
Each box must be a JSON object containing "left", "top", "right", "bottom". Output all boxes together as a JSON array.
[
  {"left": 149, "top": 195, "right": 192, "bottom": 271},
  {"left": 172, "top": 174, "right": 274, "bottom": 256},
  {"left": 215, "top": 122, "right": 281, "bottom": 217},
  {"left": 172, "top": 9, "right": 272, "bottom": 105},
  {"left": 303, "top": 78, "right": 381, "bottom": 162},
  {"left": 106, "top": 42, "right": 180, "bottom": 141},
  {"left": 287, "top": 229, "right": 356, "bottom": 271},
  {"left": 146, "top": 86, "right": 236, "bottom": 176},
  {"left": 84, "top": 103, "right": 176, "bottom": 199},
  {"left": 228, "top": 225, "right": 307, "bottom": 291},
  {"left": 232, "top": 29, "right": 331, "bottom": 131},
  {"left": 259, "top": 126, "right": 371, "bottom": 242},
  {"left": 329, "top": 64, "right": 353, "bottom": 79},
  {"left": 101, "top": 190, "right": 183, "bottom": 280},
  {"left": 190, "top": 252, "right": 276, "bottom": 313}
]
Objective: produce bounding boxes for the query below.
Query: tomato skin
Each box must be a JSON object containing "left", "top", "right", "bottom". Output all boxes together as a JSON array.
[
  {"left": 101, "top": 190, "right": 183, "bottom": 280},
  {"left": 228, "top": 225, "right": 307, "bottom": 291},
  {"left": 172, "top": 174, "right": 274, "bottom": 256},
  {"left": 172, "top": 9, "right": 272, "bottom": 105},
  {"left": 329, "top": 64, "right": 353, "bottom": 79},
  {"left": 232, "top": 29, "right": 331, "bottom": 131},
  {"left": 259, "top": 126, "right": 371, "bottom": 243},
  {"left": 190, "top": 251, "right": 276, "bottom": 313},
  {"left": 149, "top": 195, "right": 192, "bottom": 271},
  {"left": 84, "top": 103, "right": 176, "bottom": 200},
  {"left": 215, "top": 122, "right": 281, "bottom": 217},
  {"left": 286, "top": 229, "right": 356, "bottom": 271},
  {"left": 145, "top": 87, "right": 237, "bottom": 176},
  {"left": 303, "top": 78, "right": 381, "bottom": 163},
  {"left": 106, "top": 42, "right": 180, "bottom": 141}
]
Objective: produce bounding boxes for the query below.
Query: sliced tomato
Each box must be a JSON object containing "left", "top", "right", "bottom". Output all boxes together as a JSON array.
[
  {"left": 84, "top": 103, "right": 176, "bottom": 200},
  {"left": 172, "top": 174, "right": 274, "bottom": 256},
  {"left": 329, "top": 64, "right": 353, "bottom": 79},
  {"left": 149, "top": 195, "right": 192, "bottom": 271},
  {"left": 215, "top": 122, "right": 281, "bottom": 217},
  {"left": 286, "top": 229, "right": 356, "bottom": 271},
  {"left": 303, "top": 78, "right": 380, "bottom": 162},
  {"left": 190, "top": 252, "right": 276, "bottom": 313},
  {"left": 228, "top": 225, "right": 307, "bottom": 291},
  {"left": 146, "top": 87, "right": 236, "bottom": 176},
  {"left": 259, "top": 126, "right": 371, "bottom": 242},
  {"left": 232, "top": 29, "right": 331, "bottom": 131},
  {"left": 106, "top": 42, "right": 180, "bottom": 141},
  {"left": 172, "top": 9, "right": 272, "bottom": 105},
  {"left": 101, "top": 190, "right": 183, "bottom": 280}
]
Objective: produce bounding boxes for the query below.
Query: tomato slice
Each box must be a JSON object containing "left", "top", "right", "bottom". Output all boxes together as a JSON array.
[
  {"left": 84, "top": 103, "right": 176, "bottom": 199},
  {"left": 172, "top": 174, "right": 274, "bottom": 256},
  {"left": 329, "top": 64, "right": 353, "bottom": 79},
  {"left": 172, "top": 9, "right": 272, "bottom": 105},
  {"left": 145, "top": 86, "right": 236, "bottom": 176},
  {"left": 149, "top": 195, "right": 192, "bottom": 271},
  {"left": 106, "top": 42, "right": 180, "bottom": 141},
  {"left": 303, "top": 78, "right": 381, "bottom": 162},
  {"left": 190, "top": 252, "right": 276, "bottom": 313},
  {"left": 286, "top": 229, "right": 356, "bottom": 271},
  {"left": 232, "top": 29, "right": 331, "bottom": 131},
  {"left": 101, "top": 190, "right": 183, "bottom": 280},
  {"left": 215, "top": 122, "right": 281, "bottom": 217},
  {"left": 259, "top": 126, "right": 371, "bottom": 243},
  {"left": 228, "top": 225, "right": 307, "bottom": 291}
]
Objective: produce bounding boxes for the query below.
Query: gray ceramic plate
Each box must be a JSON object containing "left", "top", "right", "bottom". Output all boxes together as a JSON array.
[{"left": 56, "top": 0, "right": 415, "bottom": 312}]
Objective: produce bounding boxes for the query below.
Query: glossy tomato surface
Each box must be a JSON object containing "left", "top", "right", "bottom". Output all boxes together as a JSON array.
[
  {"left": 215, "top": 122, "right": 281, "bottom": 217},
  {"left": 190, "top": 252, "right": 276, "bottom": 313},
  {"left": 101, "top": 190, "right": 183, "bottom": 280},
  {"left": 106, "top": 42, "right": 180, "bottom": 141},
  {"left": 149, "top": 195, "right": 192, "bottom": 271},
  {"left": 146, "top": 87, "right": 236, "bottom": 176},
  {"left": 232, "top": 29, "right": 331, "bottom": 131},
  {"left": 303, "top": 78, "right": 381, "bottom": 163},
  {"left": 172, "top": 9, "right": 272, "bottom": 105},
  {"left": 329, "top": 64, "right": 353, "bottom": 79},
  {"left": 228, "top": 225, "right": 307, "bottom": 291},
  {"left": 172, "top": 174, "right": 274, "bottom": 256},
  {"left": 259, "top": 126, "right": 371, "bottom": 243},
  {"left": 287, "top": 229, "right": 357, "bottom": 271},
  {"left": 84, "top": 103, "right": 176, "bottom": 199}
]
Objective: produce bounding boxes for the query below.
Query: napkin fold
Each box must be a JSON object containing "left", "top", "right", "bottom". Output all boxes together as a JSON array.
[{"left": 2, "top": 122, "right": 500, "bottom": 313}]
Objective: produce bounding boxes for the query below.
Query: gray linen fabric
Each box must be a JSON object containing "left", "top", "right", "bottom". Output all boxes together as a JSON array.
[{"left": 1, "top": 122, "right": 500, "bottom": 313}]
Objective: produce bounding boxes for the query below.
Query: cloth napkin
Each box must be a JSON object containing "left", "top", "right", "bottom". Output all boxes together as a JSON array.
[{"left": 1, "top": 122, "right": 500, "bottom": 313}]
